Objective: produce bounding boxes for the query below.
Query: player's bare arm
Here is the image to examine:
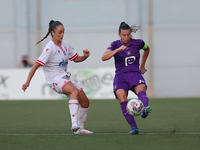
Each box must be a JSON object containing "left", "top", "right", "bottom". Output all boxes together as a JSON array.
[
  {"left": 22, "top": 63, "right": 41, "bottom": 91},
  {"left": 140, "top": 46, "right": 150, "bottom": 74},
  {"left": 102, "top": 45, "right": 127, "bottom": 61},
  {"left": 74, "top": 49, "right": 90, "bottom": 63}
]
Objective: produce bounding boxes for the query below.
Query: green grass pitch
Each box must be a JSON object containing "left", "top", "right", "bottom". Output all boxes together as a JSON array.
[{"left": 0, "top": 98, "right": 200, "bottom": 150}]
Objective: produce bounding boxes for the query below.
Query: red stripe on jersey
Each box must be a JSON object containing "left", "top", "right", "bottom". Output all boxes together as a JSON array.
[
  {"left": 69, "top": 53, "right": 78, "bottom": 61},
  {"left": 36, "top": 60, "right": 45, "bottom": 66}
]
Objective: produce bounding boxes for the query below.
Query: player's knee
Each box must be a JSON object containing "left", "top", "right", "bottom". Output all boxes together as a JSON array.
[
  {"left": 73, "top": 89, "right": 79, "bottom": 95},
  {"left": 117, "top": 95, "right": 127, "bottom": 103},
  {"left": 80, "top": 98, "right": 89, "bottom": 108},
  {"left": 69, "top": 88, "right": 79, "bottom": 98},
  {"left": 135, "top": 84, "right": 147, "bottom": 94}
]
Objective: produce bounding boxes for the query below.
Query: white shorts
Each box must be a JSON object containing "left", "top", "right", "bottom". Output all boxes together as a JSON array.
[{"left": 48, "top": 76, "right": 83, "bottom": 98}]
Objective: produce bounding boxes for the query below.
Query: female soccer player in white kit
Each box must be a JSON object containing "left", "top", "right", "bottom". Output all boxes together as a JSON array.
[{"left": 22, "top": 20, "right": 93, "bottom": 134}]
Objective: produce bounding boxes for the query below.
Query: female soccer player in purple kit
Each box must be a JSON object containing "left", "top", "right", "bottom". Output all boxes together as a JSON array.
[{"left": 102, "top": 22, "right": 152, "bottom": 134}]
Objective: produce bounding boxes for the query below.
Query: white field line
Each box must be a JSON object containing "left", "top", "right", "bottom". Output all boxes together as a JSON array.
[{"left": 0, "top": 132, "right": 199, "bottom": 136}]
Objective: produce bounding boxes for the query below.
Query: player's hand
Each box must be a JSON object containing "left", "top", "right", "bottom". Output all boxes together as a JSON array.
[
  {"left": 117, "top": 45, "right": 127, "bottom": 52},
  {"left": 22, "top": 83, "right": 29, "bottom": 92},
  {"left": 140, "top": 66, "right": 147, "bottom": 74},
  {"left": 83, "top": 49, "right": 90, "bottom": 58}
]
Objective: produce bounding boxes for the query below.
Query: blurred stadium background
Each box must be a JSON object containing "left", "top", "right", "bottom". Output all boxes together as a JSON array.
[{"left": 0, "top": 0, "right": 200, "bottom": 98}]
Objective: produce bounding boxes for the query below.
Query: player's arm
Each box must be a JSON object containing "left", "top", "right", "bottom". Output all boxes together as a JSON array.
[
  {"left": 22, "top": 63, "right": 41, "bottom": 91},
  {"left": 140, "top": 45, "right": 150, "bottom": 74},
  {"left": 74, "top": 49, "right": 90, "bottom": 63},
  {"left": 102, "top": 45, "right": 127, "bottom": 61}
]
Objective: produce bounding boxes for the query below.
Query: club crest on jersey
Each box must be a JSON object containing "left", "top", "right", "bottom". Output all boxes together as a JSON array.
[
  {"left": 127, "top": 51, "right": 131, "bottom": 56},
  {"left": 58, "top": 50, "right": 60, "bottom": 53},
  {"left": 46, "top": 48, "right": 49, "bottom": 52}
]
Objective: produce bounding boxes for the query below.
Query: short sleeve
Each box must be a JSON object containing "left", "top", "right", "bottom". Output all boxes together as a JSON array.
[
  {"left": 142, "top": 42, "right": 148, "bottom": 50},
  {"left": 107, "top": 41, "right": 117, "bottom": 51},
  {"left": 36, "top": 44, "right": 52, "bottom": 66},
  {"left": 67, "top": 43, "right": 78, "bottom": 61},
  {"left": 136, "top": 39, "right": 147, "bottom": 50}
]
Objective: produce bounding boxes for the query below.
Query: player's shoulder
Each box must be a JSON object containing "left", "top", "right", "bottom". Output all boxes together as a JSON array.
[
  {"left": 45, "top": 41, "right": 54, "bottom": 49},
  {"left": 43, "top": 41, "right": 54, "bottom": 53},
  {"left": 110, "top": 40, "right": 121, "bottom": 47},
  {"left": 107, "top": 40, "right": 121, "bottom": 50},
  {"left": 46, "top": 40, "right": 54, "bottom": 46},
  {"left": 131, "top": 38, "right": 144, "bottom": 43},
  {"left": 111, "top": 39, "right": 121, "bottom": 44},
  {"left": 131, "top": 39, "right": 144, "bottom": 45},
  {"left": 62, "top": 40, "right": 70, "bottom": 46}
]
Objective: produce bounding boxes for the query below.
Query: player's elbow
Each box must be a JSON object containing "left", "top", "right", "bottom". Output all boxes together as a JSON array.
[{"left": 101, "top": 56, "right": 108, "bottom": 61}]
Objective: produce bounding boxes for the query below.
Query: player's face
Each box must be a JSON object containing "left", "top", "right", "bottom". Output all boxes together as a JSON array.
[
  {"left": 119, "top": 29, "right": 131, "bottom": 45},
  {"left": 52, "top": 25, "right": 65, "bottom": 43}
]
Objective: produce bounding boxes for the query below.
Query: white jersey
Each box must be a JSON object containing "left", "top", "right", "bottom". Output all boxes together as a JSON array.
[{"left": 36, "top": 40, "right": 78, "bottom": 84}]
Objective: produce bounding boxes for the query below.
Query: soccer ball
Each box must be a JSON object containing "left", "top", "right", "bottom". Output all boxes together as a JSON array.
[{"left": 126, "top": 99, "right": 144, "bottom": 116}]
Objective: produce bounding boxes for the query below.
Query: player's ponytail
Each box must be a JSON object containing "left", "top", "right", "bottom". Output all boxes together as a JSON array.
[
  {"left": 130, "top": 25, "right": 141, "bottom": 33},
  {"left": 119, "top": 22, "right": 140, "bottom": 34},
  {"left": 36, "top": 20, "right": 63, "bottom": 45}
]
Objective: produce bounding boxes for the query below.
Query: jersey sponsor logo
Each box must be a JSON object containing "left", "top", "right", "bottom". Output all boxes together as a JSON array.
[
  {"left": 46, "top": 48, "right": 49, "bottom": 52},
  {"left": 125, "top": 56, "right": 136, "bottom": 66},
  {"left": 59, "top": 59, "right": 68, "bottom": 66}
]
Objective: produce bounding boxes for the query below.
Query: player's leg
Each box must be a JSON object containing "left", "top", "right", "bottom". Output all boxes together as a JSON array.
[
  {"left": 62, "top": 81, "right": 80, "bottom": 132},
  {"left": 133, "top": 84, "right": 148, "bottom": 107},
  {"left": 133, "top": 84, "right": 152, "bottom": 118},
  {"left": 116, "top": 89, "right": 138, "bottom": 134},
  {"left": 73, "top": 90, "right": 93, "bottom": 134}
]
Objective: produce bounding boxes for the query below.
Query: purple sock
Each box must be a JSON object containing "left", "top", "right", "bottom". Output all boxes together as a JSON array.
[
  {"left": 137, "top": 91, "right": 149, "bottom": 107},
  {"left": 120, "top": 101, "right": 137, "bottom": 128}
]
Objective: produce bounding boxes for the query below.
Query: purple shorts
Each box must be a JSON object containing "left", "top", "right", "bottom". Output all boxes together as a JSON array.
[{"left": 113, "top": 71, "right": 147, "bottom": 99}]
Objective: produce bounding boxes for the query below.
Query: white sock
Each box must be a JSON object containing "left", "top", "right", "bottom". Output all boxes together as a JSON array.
[
  {"left": 68, "top": 100, "right": 79, "bottom": 127},
  {"left": 78, "top": 107, "right": 89, "bottom": 129}
]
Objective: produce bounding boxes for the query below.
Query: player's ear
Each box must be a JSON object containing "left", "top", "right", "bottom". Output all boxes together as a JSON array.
[
  {"left": 118, "top": 33, "right": 121, "bottom": 38},
  {"left": 51, "top": 30, "right": 55, "bottom": 36}
]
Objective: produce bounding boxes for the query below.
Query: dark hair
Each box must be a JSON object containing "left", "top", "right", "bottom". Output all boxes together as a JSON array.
[
  {"left": 119, "top": 22, "right": 141, "bottom": 34},
  {"left": 36, "top": 20, "right": 63, "bottom": 45},
  {"left": 119, "top": 22, "right": 130, "bottom": 34}
]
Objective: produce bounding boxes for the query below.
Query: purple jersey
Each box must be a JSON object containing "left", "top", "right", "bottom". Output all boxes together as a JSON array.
[{"left": 107, "top": 39, "right": 145, "bottom": 74}]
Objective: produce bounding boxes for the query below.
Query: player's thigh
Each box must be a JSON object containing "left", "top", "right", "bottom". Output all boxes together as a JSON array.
[
  {"left": 78, "top": 90, "right": 89, "bottom": 108},
  {"left": 115, "top": 89, "right": 128, "bottom": 103},
  {"left": 133, "top": 84, "right": 147, "bottom": 95},
  {"left": 62, "top": 81, "right": 79, "bottom": 96}
]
